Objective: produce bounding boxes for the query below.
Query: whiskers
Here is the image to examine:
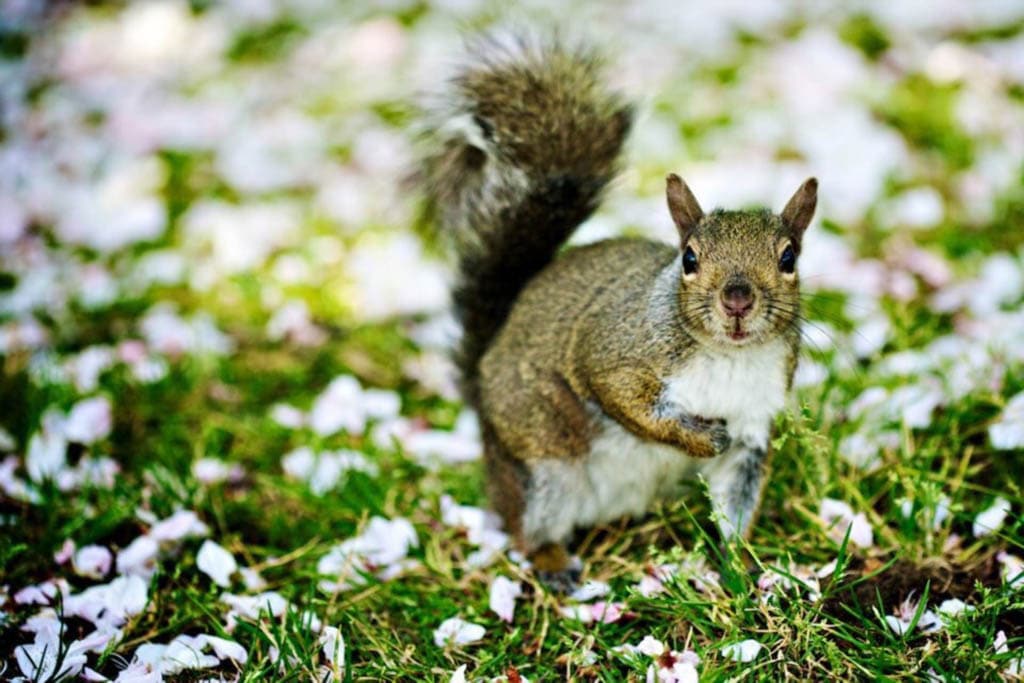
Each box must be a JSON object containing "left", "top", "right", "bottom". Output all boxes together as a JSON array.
[
  {"left": 679, "top": 291, "right": 716, "bottom": 336},
  {"left": 766, "top": 295, "right": 869, "bottom": 383}
]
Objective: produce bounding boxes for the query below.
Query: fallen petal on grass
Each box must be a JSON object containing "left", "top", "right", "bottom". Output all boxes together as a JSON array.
[
  {"left": 989, "top": 392, "right": 1024, "bottom": 449},
  {"left": 637, "top": 636, "right": 666, "bottom": 657},
  {"left": 64, "top": 395, "right": 113, "bottom": 444},
  {"left": 433, "top": 617, "right": 486, "bottom": 647},
  {"left": 973, "top": 497, "right": 1011, "bottom": 537},
  {"left": 489, "top": 576, "right": 522, "bottom": 623},
  {"left": 570, "top": 579, "right": 611, "bottom": 602},
  {"left": 320, "top": 625, "right": 346, "bottom": 681},
  {"left": 72, "top": 544, "right": 113, "bottom": 579},
  {"left": 819, "top": 498, "right": 874, "bottom": 548},
  {"left": 449, "top": 664, "right": 468, "bottom": 683},
  {"left": 196, "top": 540, "right": 238, "bottom": 588},
  {"left": 720, "top": 639, "right": 763, "bottom": 663}
]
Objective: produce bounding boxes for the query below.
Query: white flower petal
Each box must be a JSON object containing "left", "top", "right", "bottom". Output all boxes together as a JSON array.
[
  {"left": 282, "top": 446, "right": 316, "bottom": 480},
  {"left": 15, "top": 620, "right": 89, "bottom": 681},
  {"left": 320, "top": 626, "right": 345, "bottom": 665},
  {"left": 973, "top": 497, "right": 1011, "bottom": 537},
  {"left": 362, "top": 388, "right": 401, "bottom": 420},
  {"left": 637, "top": 635, "right": 665, "bottom": 657},
  {"left": 64, "top": 396, "right": 113, "bottom": 444},
  {"left": 720, "top": 639, "right": 763, "bottom": 662},
  {"left": 488, "top": 576, "right": 522, "bottom": 623},
  {"left": 637, "top": 575, "right": 665, "bottom": 597},
  {"left": 997, "top": 552, "right": 1024, "bottom": 588},
  {"left": 82, "top": 666, "right": 110, "bottom": 681},
  {"left": 402, "top": 429, "right": 480, "bottom": 464},
  {"left": 26, "top": 428, "right": 67, "bottom": 483},
  {"left": 283, "top": 447, "right": 379, "bottom": 495},
  {"left": 558, "top": 604, "right": 593, "bottom": 623},
  {"left": 591, "top": 601, "right": 624, "bottom": 624},
  {"left": 990, "top": 392, "right": 1024, "bottom": 449},
  {"left": 885, "top": 615, "right": 911, "bottom": 636},
  {"left": 0, "top": 426, "right": 15, "bottom": 451},
  {"left": 938, "top": 598, "right": 972, "bottom": 617},
  {"left": 917, "top": 609, "right": 943, "bottom": 633},
  {"left": 320, "top": 516, "right": 418, "bottom": 570},
  {"left": 664, "top": 661, "right": 699, "bottom": 683},
  {"left": 320, "top": 626, "right": 346, "bottom": 680},
  {"left": 449, "top": 664, "right": 468, "bottom": 683},
  {"left": 149, "top": 510, "right": 210, "bottom": 543},
  {"left": 310, "top": 375, "right": 365, "bottom": 436},
  {"left": 133, "top": 643, "right": 168, "bottom": 668},
  {"left": 196, "top": 540, "right": 237, "bottom": 588},
  {"left": 65, "top": 575, "right": 148, "bottom": 628},
  {"left": 847, "top": 513, "right": 875, "bottom": 549},
  {"left": 116, "top": 535, "right": 159, "bottom": 578},
  {"left": 221, "top": 591, "right": 289, "bottom": 621},
  {"left": 192, "top": 458, "right": 242, "bottom": 485},
  {"left": 433, "top": 617, "right": 486, "bottom": 647},
  {"left": 570, "top": 580, "right": 611, "bottom": 602},
  {"left": 161, "top": 634, "right": 219, "bottom": 674},
  {"left": 204, "top": 635, "right": 248, "bottom": 664},
  {"left": 270, "top": 403, "right": 306, "bottom": 429},
  {"left": 439, "top": 496, "right": 508, "bottom": 568},
  {"left": 240, "top": 566, "right": 268, "bottom": 591},
  {"left": 72, "top": 545, "right": 113, "bottom": 579},
  {"left": 55, "top": 538, "right": 76, "bottom": 564},
  {"left": 819, "top": 498, "right": 873, "bottom": 548}
]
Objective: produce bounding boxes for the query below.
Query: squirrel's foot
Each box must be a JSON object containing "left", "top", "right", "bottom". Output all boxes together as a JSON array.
[
  {"left": 537, "top": 567, "right": 582, "bottom": 595},
  {"left": 530, "top": 542, "right": 581, "bottom": 595}
]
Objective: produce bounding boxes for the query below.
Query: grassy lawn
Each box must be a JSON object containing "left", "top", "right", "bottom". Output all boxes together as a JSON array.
[{"left": 1, "top": 2, "right": 1023, "bottom": 681}]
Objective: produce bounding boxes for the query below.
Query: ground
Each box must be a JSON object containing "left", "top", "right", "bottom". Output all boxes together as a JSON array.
[{"left": 1, "top": 1, "right": 1023, "bottom": 681}]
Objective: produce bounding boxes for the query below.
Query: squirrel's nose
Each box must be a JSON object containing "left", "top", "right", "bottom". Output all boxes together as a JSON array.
[{"left": 721, "top": 281, "right": 754, "bottom": 318}]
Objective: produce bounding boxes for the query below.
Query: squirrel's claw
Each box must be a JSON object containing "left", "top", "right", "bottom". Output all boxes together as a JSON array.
[{"left": 708, "top": 421, "right": 732, "bottom": 456}]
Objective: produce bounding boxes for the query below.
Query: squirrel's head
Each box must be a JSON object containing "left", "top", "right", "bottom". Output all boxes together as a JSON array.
[{"left": 666, "top": 174, "right": 817, "bottom": 348}]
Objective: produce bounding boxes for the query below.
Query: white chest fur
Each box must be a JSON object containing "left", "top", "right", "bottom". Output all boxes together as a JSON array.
[
  {"left": 520, "top": 340, "right": 791, "bottom": 547},
  {"left": 661, "top": 338, "right": 790, "bottom": 447}
]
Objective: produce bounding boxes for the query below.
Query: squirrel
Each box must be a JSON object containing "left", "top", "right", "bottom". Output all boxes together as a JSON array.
[{"left": 419, "top": 38, "right": 817, "bottom": 590}]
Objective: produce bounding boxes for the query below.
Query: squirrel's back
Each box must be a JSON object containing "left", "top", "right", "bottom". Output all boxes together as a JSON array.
[{"left": 418, "top": 37, "right": 633, "bottom": 407}]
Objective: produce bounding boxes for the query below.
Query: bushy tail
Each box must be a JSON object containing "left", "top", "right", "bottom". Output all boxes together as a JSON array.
[{"left": 419, "top": 37, "right": 633, "bottom": 407}]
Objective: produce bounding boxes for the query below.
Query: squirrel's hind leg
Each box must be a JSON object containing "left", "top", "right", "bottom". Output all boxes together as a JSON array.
[
  {"left": 483, "top": 429, "right": 583, "bottom": 594},
  {"left": 481, "top": 374, "right": 596, "bottom": 594},
  {"left": 482, "top": 421, "right": 528, "bottom": 544}
]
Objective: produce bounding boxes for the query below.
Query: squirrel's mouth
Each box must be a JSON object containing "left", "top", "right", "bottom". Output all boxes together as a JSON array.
[{"left": 728, "top": 318, "right": 749, "bottom": 342}]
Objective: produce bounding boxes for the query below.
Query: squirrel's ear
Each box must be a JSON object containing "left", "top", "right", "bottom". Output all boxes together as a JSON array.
[
  {"left": 781, "top": 177, "right": 818, "bottom": 237},
  {"left": 666, "top": 174, "right": 703, "bottom": 243}
]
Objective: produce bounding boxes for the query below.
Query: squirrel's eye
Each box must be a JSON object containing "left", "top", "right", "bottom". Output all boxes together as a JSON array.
[
  {"left": 779, "top": 245, "right": 796, "bottom": 274},
  {"left": 682, "top": 246, "right": 698, "bottom": 275}
]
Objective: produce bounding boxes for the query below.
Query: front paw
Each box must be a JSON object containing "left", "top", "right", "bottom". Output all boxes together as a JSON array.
[
  {"left": 706, "top": 419, "right": 732, "bottom": 455},
  {"left": 683, "top": 415, "right": 731, "bottom": 457}
]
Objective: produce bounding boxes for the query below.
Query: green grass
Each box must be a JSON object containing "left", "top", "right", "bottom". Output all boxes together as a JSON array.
[{"left": 2, "top": 299, "right": 1022, "bottom": 679}]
